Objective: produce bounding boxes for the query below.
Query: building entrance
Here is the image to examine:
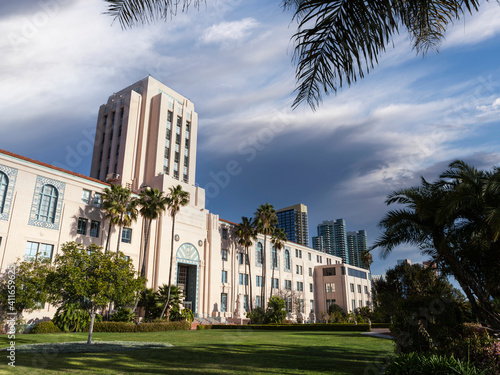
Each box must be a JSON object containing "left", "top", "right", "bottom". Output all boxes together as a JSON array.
[{"left": 177, "top": 263, "right": 197, "bottom": 312}]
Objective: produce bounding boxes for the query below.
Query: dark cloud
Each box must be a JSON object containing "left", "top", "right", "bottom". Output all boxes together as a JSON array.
[{"left": 0, "top": 0, "right": 72, "bottom": 19}]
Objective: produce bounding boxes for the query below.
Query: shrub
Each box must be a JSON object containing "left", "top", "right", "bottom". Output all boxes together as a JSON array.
[
  {"left": 53, "top": 303, "right": 102, "bottom": 332},
  {"left": 30, "top": 321, "right": 61, "bottom": 334},
  {"left": 266, "top": 296, "right": 287, "bottom": 324},
  {"left": 110, "top": 307, "right": 136, "bottom": 323},
  {"left": 247, "top": 307, "right": 266, "bottom": 324},
  {"left": 210, "top": 323, "right": 370, "bottom": 332},
  {"left": 92, "top": 320, "right": 190, "bottom": 333},
  {"left": 196, "top": 324, "right": 213, "bottom": 330},
  {"left": 383, "top": 352, "right": 485, "bottom": 375}
]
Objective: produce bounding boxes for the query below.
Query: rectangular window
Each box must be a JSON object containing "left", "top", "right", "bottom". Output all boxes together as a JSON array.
[
  {"left": 244, "top": 295, "right": 249, "bottom": 311},
  {"left": 25, "top": 242, "right": 53, "bottom": 262},
  {"left": 255, "top": 296, "right": 261, "bottom": 308},
  {"left": 364, "top": 285, "right": 369, "bottom": 294},
  {"left": 325, "top": 283, "right": 335, "bottom": 293},
  {"left": 317, "top": 255, "right": 322, "bottom": 263},
  {"left": 309, "top": 283, "right": 313, "bottom": 292},
  {"left": 222, "top": 249, "right": 228, "bottom": 261},
  {"left": 90, "top": 220, "right": 100, "bottom": 238},
  {"left": 222, "top": 228, "right": 228, "bottom": 239},
  {"left": 352, "top": 299, "right": 356, "bottom": 311},
  {"left": 322, "top": 267, "right": 336, "bottom": 276},
  {"left": 297, "top": 282, "right": 303, "bottom": 291},
  {"left": 77, "top": 217, "right": 88, "bottom": 235},
  {"left": 256, "top": 275, "right": 263, "bottom": 287},
  {"left": 310, "top": 300, "right": 314, "bottom": 313},
  {"left": 309, "top": 267, "right": 312, "bottom": 276},
  {"left": 350, "top": 283, "right": 355, "bottom": 292},
  {"left": 359, "top": 300, "right": 363, "bottom": 308},
  {"left": 239, "top": 273, "right": 248, "bottom": 285},
  {"left": 357, "top": 284, "right": 361, "bottom": 293},
  {"left": 221, "top": 293, "right": 227, "bottom": 312},
  {"left": 81, "top": 189, "right": 91, "bottom": 204},
  {"left": 93, "top": 193, "right": 102, "bottom": 207},
  {"left": 286, "top": 297, "right": 292, "bottom": 312},
  {"left": 222, "top": 270, "right": 228, "bottom": 283},
  {"left": 284, "top": 280, "right": 291, "bottom": 290},
  {"left": 122, "top": 228, "right": 132, "bottom": 243},
  {"left": 308, "top": 253, "right": 311, "bottom": 261},
  {"left": 295, "top": 249, "right": 302, "bottom": 258},
  {"left": 272, "top": 278, "right": 279, "bottom": 288}
]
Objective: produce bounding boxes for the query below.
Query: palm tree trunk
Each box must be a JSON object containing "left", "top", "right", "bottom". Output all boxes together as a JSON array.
[
  {"left": 105, "top": 220, "right": 112, "bottom": 253},
  {"left": 160, "top": 214, "right": 176, "bottom": 320},
  {"left": 116, "top": 213, "right": 124, "bottom": 254},
  {"left": 141, "top": 219, "right": 152, "bottom": 278},
  {"left": 261, "top": 235, "right": 267, "bottom": 310},
  {"left": 247, "top": 245, "right": 253, "bottom": 312},
  {"left": 244, "top": 249, "right": 249, "bottom": 314},
  {"left": 270, "top": 248, "right": 276, "bottom": 297}
]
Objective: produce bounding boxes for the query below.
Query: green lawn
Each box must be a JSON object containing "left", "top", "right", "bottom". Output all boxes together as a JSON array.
[{"left": 0, "top": 330, "right": 394, "bottom": 374}]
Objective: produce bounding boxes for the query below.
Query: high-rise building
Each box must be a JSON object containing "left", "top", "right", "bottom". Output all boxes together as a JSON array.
[
  {"left": 347, "top": 230, "right": 367, "bottom": 269},
  {"left": 90, "top": 76, "right": 198, "bottom": 191},
  {"left": 312, "top": 219, "right": 348, "bottom": 264},
  {"left": 276, "top": 203, "right": 309, "bottom": 246}
]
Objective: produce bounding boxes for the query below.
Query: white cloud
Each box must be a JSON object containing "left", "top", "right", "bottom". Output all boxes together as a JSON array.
[{"left": 200, "top": 18, "right": 258, "bottom": 44}]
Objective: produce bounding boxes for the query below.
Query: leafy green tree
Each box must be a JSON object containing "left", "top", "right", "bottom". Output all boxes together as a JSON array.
[
  {"left": 0, "top": 259, "right": 51, "bottom": 320},
  {"left": 373, "top": 160, "right": 500, "bottom": 331},
  {"left": 254, "top": 203, "right": 278, "bottom": 310},
  {"left": 235, "top": 216, "right": 257, "bottom": 312},
  {"left": 265, "top": 296, "right": 287, "bottom": 324},
  {"left": 105, "top": 0, "right": 487, "bottom": 110},
  {"left": 160, "top": 185, "right": 190, "bottom": 320},
  {"left": 47, "top": 242, "right": 144, "bottom": 344},
  {"left": 270, "top": 227, "right": 287, "bottom": 297}
]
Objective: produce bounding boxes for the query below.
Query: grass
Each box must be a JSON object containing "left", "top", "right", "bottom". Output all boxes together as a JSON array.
[{"left": 0, "top": 330, "right": 394, "bottom": 374}]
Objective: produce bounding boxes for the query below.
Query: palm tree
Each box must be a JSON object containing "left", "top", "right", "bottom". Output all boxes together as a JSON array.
[
  {"left": 102, "top": 184, "right": 129, "bottom": 253},
  {"left": 235, "top": 217, "right": 257, "bottom": 312},
  {"left": 105, "top": 0, "right": 484, "bottom": 110},
  {"left": 114, "top": 187, "right": 138, "bottom": 254},
  {"left": 160, "top": 185, "right": 190, "bottom": 320},
  {"left": 360, "top": 250, "right": 373, "bottom": 270},
  {"left": 254, "top": 203, "right": 278, "bottom": 310},
  {"left": 270, "top": 228, "right": 287, "bottom": 297},
  {"left": 137, "top": 188, "right": 169, "bottom": 278},
  {"left": 373, "top": 160, "right": 500, "bottom": 331}
]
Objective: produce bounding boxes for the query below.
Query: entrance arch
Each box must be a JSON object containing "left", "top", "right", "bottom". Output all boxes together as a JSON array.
[{"left": 175, "top": 243, "right": 200, "bottom": 315}]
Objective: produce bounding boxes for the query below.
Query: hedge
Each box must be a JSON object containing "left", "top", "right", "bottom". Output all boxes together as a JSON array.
[
  {"left": 199, "top": 323, "right": 370, "bottom": 332},
  {"left": 30, "top": 321, "right": 61, "bottom": 334},
  {"left": 92, "top": 321, "right": 190, "bottom": 333},
  {"left": 370, "top": 323, "right": 391, "bottom": 329}
]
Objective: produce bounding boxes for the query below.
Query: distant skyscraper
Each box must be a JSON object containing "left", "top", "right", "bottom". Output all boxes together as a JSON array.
[
  {"left": 397, "top": 259, "right": 412, "bottom": 266},
  {"left": 312, "top": 219, "right": 349, "bottom": 264},
  {"left": 276, "top": 203, "right": 309, "bottom": 246},
  {"left": 347, "top": 230, "right": 367, "bottom": 269}
]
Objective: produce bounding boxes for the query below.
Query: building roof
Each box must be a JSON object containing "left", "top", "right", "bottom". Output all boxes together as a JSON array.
[{"left": 0, "top": 148, "right": 109, "bottom": 187}]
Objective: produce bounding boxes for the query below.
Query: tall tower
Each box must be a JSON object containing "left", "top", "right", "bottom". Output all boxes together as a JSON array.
[
  {"left": 90, "top": 76, "right": 200, "bottom": 198},
  {"left": 276, "top": 203, "right": 309, "bottom": 246},
  {"left": 347, "top": 230, "right": 367, "bottom": 269},
  {"left": 312, "top": 219, "right": 349, "bottom": 263}
]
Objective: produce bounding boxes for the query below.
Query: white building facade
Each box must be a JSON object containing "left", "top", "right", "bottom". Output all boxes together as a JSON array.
[{"left": 0, "top": 77, "right": 371, "bottom": 322}]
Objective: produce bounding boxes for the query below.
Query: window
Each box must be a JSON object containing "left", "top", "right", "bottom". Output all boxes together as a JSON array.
[
  {"left": 284, "top": 280, "right": 292, "bottom": 290},
  {"left": 352, "top": 300, "right": 356, "bottom": 311},
  {"left": 272, "top": 278, "right": 279, "bottom": 288},
  {"left": 0, "top": 171, "right": 8, "bottom": 213},
  {"left": 297, "top": 282, "right": 304, "bottom": 291},
  {"left": 310, "top": 300, "right": 314, "bottom": 313},
  {"left": 323, "top": 267, "right": 336, "bottom": 276},
  {"left": 36, "top": 184, "right": 58, "bottom": 223},
  {"left": 244, "top": 295, "right": 249, "bottom": 311},
  {"left": 24, "top": 241, "right": 53, "bottom": 262},
  {"left": 255, "top": 296, "right": 261, "bottom": 308},
  {"left": 222, "top": 228, "right": 228, "bottom": 239},
  {"left": 357, "top": 284, "right": 361, "bottom": 293},
  {"left": 309, "top": 267, "right": 312, "bottom": 276},
  {"left": 122, "top": 228, "right": 132, "bottom": 243},
  {"left": 359, "top": 300, "right": 363, "bottom": 308},
  {"left": 317, "top": 255, "right": 322, "bottom": 263},
  {"left": 364, "top": 285, "right": 369, "bottom": 294},
  {"left": 347, "top": 267, "right": 367, "bottom": 279},
  {"left": 327, "top": 258, "right": 332, "bottom": 265},
  {"left": 239, "top": 273, "right": 248, "bottom": 285},
  {"left": 271, "top": 247, "right": 278, "bottom": 268},
  {"left": 222, "top": 249, "right": 228, "bottom": 261},
  {"left": 239, "top": 252, "right": 244, "bottom": 265},
  {"left": 325, "top": 283, "right": 335, "bottom": 293},
  {"left": 256, "top": 242, "right": 263, "bottom": 265},
  {"left": 309, "top": 283, "right": 313, "bottom": 292},
  {"left": 350, "top": 283, "right": 354, "bottom": 293},
  {"left": 222, "top": 270, "right": 228, "bottom": 283},
  {"left": 295, "top": 249, "right": 302, "bottom": 258},
  {"left": 90, "top": 220, "right": 100, "bottom": 238},
  {"left": 326, "top": 299, "right": 336, "bottom": 310},
  {"left": 299, "top": 299, "right": 305, "bottom": 313},
  {"left": 93, "top": 193, "right": 102, "bottom": 207},
  {"left": 256, "top": 275, "right": 263, "bottom": 287},
  {"left": 296, "top": 265, "right": 303, "bottom": 275},
  {"left": 284, "top": 249, "right": 291, "bottom": 270},
  {"left": 308, "top": 252, "right": 311, "bottom": 261},
  {"left": 285, "top": 297, "right": 292, "bottom": 312},
  {"left": 221, "top": 293, "right": 227, "bottom": 312},
  {"left": 77, "top": 218, "right": 88, "bottom": 235},
  {"left": 81, "top": 189, "right": 91, "bottom": 204}
]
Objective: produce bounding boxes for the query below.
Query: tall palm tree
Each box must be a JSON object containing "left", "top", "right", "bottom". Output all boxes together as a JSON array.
[
  {"left": 254, "top": 203, "right": 278, "bottom": 310},
  {"left": 235, "top": 217, "right": 257, "bottom": 312},
  {"left": 270, "top": 228, "right": 287, "bottom": 297},
  {"left": 360, "top": 250, "right": 373, "bottom": 270},
  {"left": 373, "top": 160, "right": 500, "bottom": 331},
  {"left": 102, "top": 184, "right": 129, "bottom": 253},
  {"left": 114, "top": 187, "right": 138, "bottom": 254},
  {"left": 160, "top": 185, "right": 190, "bottom": 320},
  {"left": 105, "top": 0, "right": 483, "bottom": 110}
]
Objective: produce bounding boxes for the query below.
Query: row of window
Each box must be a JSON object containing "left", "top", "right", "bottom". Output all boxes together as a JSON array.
[
  {"left": 350, "top": 283, "right": 370, "bottom": 295},
  {"left": 232, "top": 272, "right": 313, "bottom": 292},
  {"left": 220, "top": 293, "right": 314, "bottom": 314},
  {"left": 81, "top": 189, "right": 102, "bottom": 207},
  {"left": 76, "top": 217, "right": 132, "bottom": 243}
]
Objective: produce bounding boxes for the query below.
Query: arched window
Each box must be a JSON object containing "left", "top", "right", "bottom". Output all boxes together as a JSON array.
[
  {"left": 37, "top": 184, "right": 58, "bottom": 223},
  {"left": 284, "top": 248, "right": 291, "bottom": 271},
  {"left": 256, "top": 242, "right": 263, "bottom": 265},
  {"left": 0, "top": 172, "right": 8, "bottom": 214},
  {"left": 271, "top": 246, "right": 277, "bottom": 268}
]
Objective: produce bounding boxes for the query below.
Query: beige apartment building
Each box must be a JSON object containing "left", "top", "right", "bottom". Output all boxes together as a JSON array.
[{"left": 0, "top": 76, "right": 371, "bottom": 322}]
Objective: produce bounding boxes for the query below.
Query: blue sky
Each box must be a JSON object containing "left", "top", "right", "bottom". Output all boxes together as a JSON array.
[{"left": 1, "top": 0, "right": 500, "bottom": 277}]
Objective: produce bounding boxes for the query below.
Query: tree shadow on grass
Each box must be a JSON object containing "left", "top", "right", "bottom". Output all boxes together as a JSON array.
[{"left": 14, "top": 342, "right": 391, "bottom": 374}]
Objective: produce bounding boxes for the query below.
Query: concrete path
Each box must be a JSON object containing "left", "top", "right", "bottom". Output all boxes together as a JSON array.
[{"left": 361, "top": 328, "right": 393, "bottom": 340}]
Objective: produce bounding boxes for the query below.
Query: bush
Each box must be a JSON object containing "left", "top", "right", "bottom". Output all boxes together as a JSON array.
[
  {"left": 209, "top": 323, "right": 370, "bottom": 332},
  {"left": 383, "top": 352, "right": 485, "bottom": 375},
  {"left": 266, "top": 296, "right": 287, "bottom": 324},
  {"left": 53, "top": 303, "right": 102, "bottom": 332},
  {"left": 247, "top": 307, "right": 266, "bottom": 324},
  {"left": 92, "top": 320, "right": 190, "bottom": 333},
  {"left": 196, "top": 324, "right": 213, "bottom": 330},
  {"left": 110, "top": 307, "right": 136, "bottom": 323},
  {"left": 30, "top": 321, "right": 61, "bottom": 334}
]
